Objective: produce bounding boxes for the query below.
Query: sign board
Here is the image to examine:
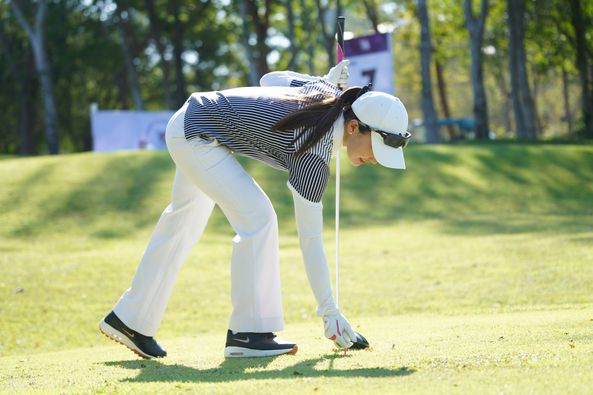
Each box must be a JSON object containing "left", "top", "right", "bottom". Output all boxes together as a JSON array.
[
  {"left": 91, "top": 110, "right": 175, "bottom": 152},
  {"left": 344, "top": 33, "right": 395, "bottom": 95}
]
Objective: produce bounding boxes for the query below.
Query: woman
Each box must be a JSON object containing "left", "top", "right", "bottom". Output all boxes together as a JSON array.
[{"left": 99, "top": 61, "right": 410, "bottom": 358}]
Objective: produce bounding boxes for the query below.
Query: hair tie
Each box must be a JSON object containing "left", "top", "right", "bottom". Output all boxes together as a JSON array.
[{"left": 355, "top": 83, "right": 373, "bottom": 100}]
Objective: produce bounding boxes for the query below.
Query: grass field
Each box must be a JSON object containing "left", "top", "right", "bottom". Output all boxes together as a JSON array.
[{"left": 1, "top": 143, "right": 593, "bottom": 393}]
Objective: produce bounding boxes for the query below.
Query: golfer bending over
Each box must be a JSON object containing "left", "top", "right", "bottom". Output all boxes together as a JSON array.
[{"left": 100, "top": 61, "right": 410, "bottom": 358}]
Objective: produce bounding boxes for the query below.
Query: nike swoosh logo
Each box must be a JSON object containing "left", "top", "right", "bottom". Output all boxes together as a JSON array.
[
  {"left": 121, "top": 328, "right": 135, "bottom": 338},
  {"left": 233, "top": 337, "right": 250, "bottom": 343}
]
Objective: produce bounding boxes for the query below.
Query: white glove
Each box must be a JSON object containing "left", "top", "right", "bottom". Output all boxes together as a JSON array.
[
  {"left": 322, "top": 309, "right": 357, "bottom": 348},
  {"left": 323, "top": 60, "right": 350, "bottom": 89}
]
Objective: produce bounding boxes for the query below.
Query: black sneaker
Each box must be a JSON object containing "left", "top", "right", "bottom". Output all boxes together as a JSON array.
[
  {"left": 224, "top": 330, "right": 298, "bottom": 358},
  {"left": 99, "top": 311, "right": 167, "bottom": 359}
]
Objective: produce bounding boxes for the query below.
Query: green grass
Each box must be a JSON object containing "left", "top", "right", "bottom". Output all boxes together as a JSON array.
[
  {"left": 1, "top": 143, "right": 593, "bottom": 393},
  {"left": 1, "top": 310, "right": 592, "bottom": 394}
]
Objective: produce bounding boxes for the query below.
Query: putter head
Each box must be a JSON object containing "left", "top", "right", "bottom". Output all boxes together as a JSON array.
[{"left": 350, "top": 331, "right": 370, "bottom": 350}]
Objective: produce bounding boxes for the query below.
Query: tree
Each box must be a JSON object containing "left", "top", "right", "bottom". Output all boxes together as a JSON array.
[
  {"left": 569, "top": 0, "right": 593, "bottom": 138},
  {"left": 463, "top": 0, "right": 490, "bottom": 139},
  {"left": 416, "top": 0, "right": 440, "bottom": 143},
  {"left": 433, "top": 59, "right": 454, "bottom": 139},
  {"left": 507, "top": 0, "right": 537, "bottom": 139},
  {"left": 144, "top": 0, "right": 174, "bottom": 109},
  {"left": 524, "top": 0, "right": 580, "bottom": 137},
  {"left": 362, "top": 0, "right": 380, "bottom": 33},
  {"left": 316, "top": 0, "right": 342, "bottom": 68},
  {"left": 429, "top": 0, "right": 466, "bottom": 140},
  {"left": 239, "top": 0, "right": 260, "bottom": 85},
  {"left": 245, "top": 0, "right": 272, "bottom": 78},
  {"left": 114, "top": 0, "right": 144, "bottom": 110},
  {"left": 0, "top": 15, "right": 37, "bottom": 155},
  {"left": 285, "top": 0, "right": 298, "bottom": 70},
  {"left": 10, "top": 0, "right": 59, "bottom": 154},
  {"left": 2, "top": 0, "right": 588, "bottom": 155},
  {"left": 300, "top": 0, "right": 316, "bottom": 74},
  {"left": 170, "top": 0, "right": 187, "bottom": 107}
]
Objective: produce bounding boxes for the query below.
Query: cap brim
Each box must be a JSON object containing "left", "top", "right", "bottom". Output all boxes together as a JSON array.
[{"left": 371, "top": 131, "right": 406, "bottom": 169}]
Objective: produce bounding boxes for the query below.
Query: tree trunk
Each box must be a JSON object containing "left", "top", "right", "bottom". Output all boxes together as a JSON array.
[
  {"left": 463, "top": 0, "right": 490, "bottom": 140},
  {"left": 300, "top": 0, "right": 315, "bottom": 74},
  {"left": 19, "top": 53, "right": 38, "bottom": 155},
  {"left": 116, "top": 0, "right": 144, "bottom": 111},
  {"left": 20, "top": 78, "right": 36, "bottom": 155},
  {"left": 0, "top": 18, "right": 33, "bottom": 155},
  {"left": 495, "top": 67, "right": 512, "bottom": 136},
  {"left": 417, "top": 0, "right": 439, "bottom": 143},
  {"left": 562, "top": 67, "right": 573, "bottom": 135},
  {"left": 434, "top": 59, "right": 455, "bottom": 139},
  {"left": 569, "top": 0, "right": 593, "bottom": 138},
  {"left": 285, "top": 0, "right": 298, "bottom": 70},
  {"left": 239, "top": 0, "right": 259, "bottom": 85},
  {"left": 145, "top": 0, "right": 174, "bottom": 109},
  {"left": 11, "top": 0, "right": 59, "bottom": 154},
  {"left": 315, "top": 0, "right": 335, "bottom": 68},
  {"left": 507, "top": 0, "right": 537, "bottom": 139},
  {"left": 117, "top": 69, "right": 129, "bottom": 109},
  {"left": 363, "top": 0, "right": 380, "bottom": 33},
  {"left": 171, "top": 0, "right": 187, "bottom": 107},
  {"left": 245, "top": 0, "right": 271, "bottom": 79},
  {"left": 508, "top": 37, "right": 525, "bottom": 137}
]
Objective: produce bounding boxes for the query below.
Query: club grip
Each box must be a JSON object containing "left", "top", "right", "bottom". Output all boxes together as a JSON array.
[{"left": 336, "top": 16, "right": 345, "bottom": 62}]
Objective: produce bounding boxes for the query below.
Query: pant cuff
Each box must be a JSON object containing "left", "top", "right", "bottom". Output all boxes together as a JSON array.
[{"left": 228, "top": 315, "right": 284, "bottom": 333}]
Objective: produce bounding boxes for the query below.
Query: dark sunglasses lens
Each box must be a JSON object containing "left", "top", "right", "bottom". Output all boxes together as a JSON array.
[{"left": 384, "top": 133, "right": 410, "bottom": 148}]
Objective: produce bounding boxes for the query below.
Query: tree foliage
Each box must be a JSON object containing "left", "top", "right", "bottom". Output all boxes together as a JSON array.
[{"left": 1, "top": 0, "right": 591, "bottom": 155}]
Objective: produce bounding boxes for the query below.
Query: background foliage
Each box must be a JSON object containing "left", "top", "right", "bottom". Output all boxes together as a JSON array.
[{"left": 1, "top": 0, "right": 592, "bottom": 155}]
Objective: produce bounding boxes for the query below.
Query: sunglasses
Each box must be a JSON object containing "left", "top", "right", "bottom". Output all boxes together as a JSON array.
[
  {"left": 354, "top": 84, "right": 411, "bottom": 149},
  {"left": 358, "top": 121, "right": 412, "bottom": 149}
]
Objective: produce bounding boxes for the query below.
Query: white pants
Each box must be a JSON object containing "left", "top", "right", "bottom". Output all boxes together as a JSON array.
[{"left": 113, "top": 104, "right": 284, "bottom": 336}]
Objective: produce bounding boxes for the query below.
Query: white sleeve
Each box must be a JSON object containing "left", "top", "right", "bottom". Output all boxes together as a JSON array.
[
  {"left": 260, "top": 71, "right": 320, "bottom": 87},
  {"left": 288, "top": 182, "right": 337, "bottom": 316}
]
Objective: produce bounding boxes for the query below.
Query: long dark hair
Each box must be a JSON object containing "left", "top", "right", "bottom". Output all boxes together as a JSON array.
[{"left": 273, "top": 86, "right": 364, "bottom": 157}]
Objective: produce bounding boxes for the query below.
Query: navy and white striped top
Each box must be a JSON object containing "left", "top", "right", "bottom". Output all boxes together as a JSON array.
[{"left": 183, "top": 79, "right": 341, "bottom": 202}]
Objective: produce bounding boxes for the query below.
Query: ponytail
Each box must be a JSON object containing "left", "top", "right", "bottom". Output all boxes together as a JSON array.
[{"left": 273, "top": 87, "right": 363, "bottom": 157}]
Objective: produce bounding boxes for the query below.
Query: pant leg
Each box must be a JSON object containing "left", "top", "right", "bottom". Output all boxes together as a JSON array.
[
  {"left": 114, "top": 169, "right": 215, "bottom": 336},
  {"left": 113, "top": 106, "right": 215, "bottom": 336},
  {"left": 166, "top": 130, "right": 284, "bottom": 333}
]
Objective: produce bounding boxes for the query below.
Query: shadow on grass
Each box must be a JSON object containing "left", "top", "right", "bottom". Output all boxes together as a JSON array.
[
  {"left": 103, "top": 353, "right": 415, "bottom": 383},
  {"left": 8, "top": 153, "right": 173, "bottom": 238},
  {"left": 4, "top": 144, "right": 593, "bottom": 239}
]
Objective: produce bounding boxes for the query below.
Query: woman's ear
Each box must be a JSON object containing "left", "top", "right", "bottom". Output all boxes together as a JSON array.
[{"left": 347, "top": 119, "right": 358, "bottom": 135}]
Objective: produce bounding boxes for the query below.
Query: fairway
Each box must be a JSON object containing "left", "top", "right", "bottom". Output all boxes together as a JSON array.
[
  {"left": 1, "top": 310, "right": 592, "bottom": 394},
  {"left": 1, "top": 143, "right": 593, "bottom": 393}
]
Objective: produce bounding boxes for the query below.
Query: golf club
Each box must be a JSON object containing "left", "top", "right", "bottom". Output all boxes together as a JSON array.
[{"left": 335, "top": 15, "right": 370, "bottom": 351}]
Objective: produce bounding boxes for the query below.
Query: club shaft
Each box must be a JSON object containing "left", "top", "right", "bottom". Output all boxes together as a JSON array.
[
  {"left": 336, "top": 152, "right": 340, "bottom": 307},
  {"left": 335, "top": 15, "right": 345, "bottom": 307}
]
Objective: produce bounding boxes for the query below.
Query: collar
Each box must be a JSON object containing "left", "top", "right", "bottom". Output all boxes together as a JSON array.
[{"left": 331, "top": 114, "right": 344, "bottom": 157}]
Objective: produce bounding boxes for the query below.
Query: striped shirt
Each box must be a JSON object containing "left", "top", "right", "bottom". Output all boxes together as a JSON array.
[{"left": 183, "top": 79, "right": 341, "bottom": 202}]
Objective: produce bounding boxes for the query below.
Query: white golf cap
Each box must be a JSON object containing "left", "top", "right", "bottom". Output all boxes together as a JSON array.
[{"left": 351, "top": 91, "right": 409, "bottom": 169}]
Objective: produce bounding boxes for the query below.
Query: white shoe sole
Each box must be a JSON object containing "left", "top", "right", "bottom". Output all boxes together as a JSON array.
[
  {"left": 99, "top": 319, "right": 152, "bottom": 359},
  {"left": 224, "top": 345, "right": 298, "bottom": 358}
]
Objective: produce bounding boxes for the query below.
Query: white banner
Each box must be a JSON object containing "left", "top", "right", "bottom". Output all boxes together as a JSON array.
[
  {"left": 344, "top": 33, "right": 395, "bottom": 95},
  {"left": 91, "top": 110, "right": 175, "bottom": 152}
]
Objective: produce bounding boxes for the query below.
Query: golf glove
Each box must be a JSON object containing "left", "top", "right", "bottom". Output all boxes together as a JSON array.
[
  {"left": 322, "top": 308, "right": 356, "bottom": 349},
  {"left": 324, "top": 60, "right": 350, "bottom": 89}
]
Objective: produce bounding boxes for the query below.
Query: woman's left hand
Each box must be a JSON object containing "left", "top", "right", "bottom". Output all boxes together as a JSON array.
[
  {"left": 322, "top": 308, "right": 357, "bottom": 349},
  {"left": 324, "top": 60, "right": 350, "bottom": 89}
]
